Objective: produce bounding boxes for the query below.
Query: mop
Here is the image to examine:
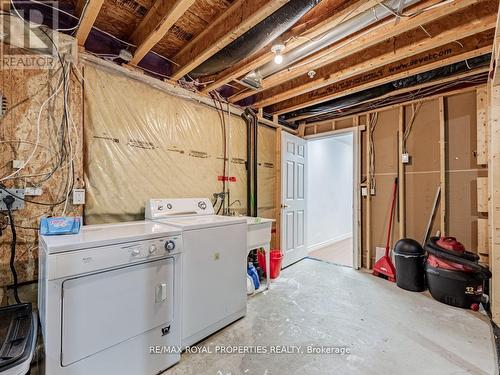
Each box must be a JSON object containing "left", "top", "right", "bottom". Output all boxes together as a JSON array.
[{"left": 372, "top": 178, "right": 398, "bottom": 282}]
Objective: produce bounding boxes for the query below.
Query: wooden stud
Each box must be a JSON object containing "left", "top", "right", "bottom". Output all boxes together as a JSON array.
[
  {"left": 477, "top": 87, "right": 489, "bottom": 165},
  {"left": 75, "top": 0, "right": 105, "bottom": 46},
  {"left": 439, "top": 97, "right": 447, "bottom": 236},
  {"left": 366, "top": 113, "right": 372, "bottom": 269},
  {"left": 171, "top": 0, "right": 290, "bottom": 80},
  {"left": 398, "top": 106, "right": 406, "bottom": 238},
  {"left": 478, "top": 217, "right": 489, "bottom": 255},
  {"left": 0, "top": 0, "right": 10, "bottom": 11},
  {"left": 489, "top": 84, "right": 500, "bottom": 324},
  {"left": 130, "top": 0, "right": 196, "bottom": 65},
  {"left": 297, "top": 122, "right": 306, "bottom": 138},
  {"left": 275, "top": 128, "right": 282, "bottom": 250},
  {"left": 354, "top": 115, "right": 362, "bottom": 269},
  {"left": 477, "top": 176, "right": 489, "bottom": 213}
]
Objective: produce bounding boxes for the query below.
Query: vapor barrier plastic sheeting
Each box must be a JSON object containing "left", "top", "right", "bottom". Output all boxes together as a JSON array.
[{"left": 83, "top": 65, "right": 276, "bottom": 224}]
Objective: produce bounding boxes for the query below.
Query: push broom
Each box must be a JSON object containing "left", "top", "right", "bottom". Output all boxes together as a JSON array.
[{"left": 372, "top": 178, "right": 398, "bottom": 282}]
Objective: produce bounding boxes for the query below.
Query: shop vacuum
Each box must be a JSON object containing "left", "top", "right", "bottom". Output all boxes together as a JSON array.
[{"left": 424, "top": 237, "right": 491, "bottom": 311}]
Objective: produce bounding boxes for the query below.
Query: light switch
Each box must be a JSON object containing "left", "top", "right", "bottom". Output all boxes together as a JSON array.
[
  {"left": 73, "top": 189, "right": 85, "bottom": 205},
  {"left": 156, "top": 283, "right": 167, "bottom": 303}
]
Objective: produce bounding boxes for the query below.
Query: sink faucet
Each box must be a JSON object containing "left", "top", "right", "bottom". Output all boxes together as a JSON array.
[{"left": 227, "top": 200, "right": 241, "bottom": 216}]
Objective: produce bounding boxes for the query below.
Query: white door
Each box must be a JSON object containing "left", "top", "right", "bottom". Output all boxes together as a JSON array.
[{"left": 281, "top": 132, "right": 307, "bottom": 267}]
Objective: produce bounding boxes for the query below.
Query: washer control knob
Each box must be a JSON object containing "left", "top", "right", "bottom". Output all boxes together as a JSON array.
[
  {"left": 165, "top": 240, "right": 176, "bottom": 252},
  {"left": 131, "top": 249, "right": 141, "bottom": 256},
  {"left": 149, "top": 244, "right": 157, "bottom": 254}
]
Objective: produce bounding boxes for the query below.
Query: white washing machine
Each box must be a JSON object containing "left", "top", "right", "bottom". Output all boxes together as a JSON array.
[
  {"left": 145, "top": 198, "right": 247, "bottom": 347},
  {"left": 38, "top": 221, "right": 182, "bottom": 375}
]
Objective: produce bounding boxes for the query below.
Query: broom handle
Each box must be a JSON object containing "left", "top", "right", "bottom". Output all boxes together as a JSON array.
[{"left": 385, "top": 178, "right": 399, "bottom": 256}]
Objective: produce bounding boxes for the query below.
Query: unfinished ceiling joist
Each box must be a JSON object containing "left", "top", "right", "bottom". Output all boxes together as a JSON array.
[
  {"left": 75, "top": 0, "right": 105, "bottom": 46},
  {"left": 129, "top": 0, "right": 196, "bottom": 65},
  {"left": 269, "top": 38, "right": 493, "bottom": 116},
  {"left": 229, "top": 0, "right": 484, "bottom": 103},
  {"left": 250, "top": 4, "right": 497, "bottom": 109},
  {"left": 200, "top": 0, "right": 380, "bottom": 93},
  {"left": 293, "top": 67, "right": 489, "bottom": 122},
  {"left": 170, "top": 0, "right": 291, "bottom": 80}
]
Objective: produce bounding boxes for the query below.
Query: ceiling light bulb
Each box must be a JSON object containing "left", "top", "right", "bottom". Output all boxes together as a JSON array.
[
  {"left": 271, "top": 43, "right": 285, "bottom": 65},
  {"left": 274, "top": 53, "right": 283, "bottom": 65}
]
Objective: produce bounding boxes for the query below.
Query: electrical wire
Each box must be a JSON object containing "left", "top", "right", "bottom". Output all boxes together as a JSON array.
[{"left": 3, "top": 196, "right": 21, "bottom": 304}]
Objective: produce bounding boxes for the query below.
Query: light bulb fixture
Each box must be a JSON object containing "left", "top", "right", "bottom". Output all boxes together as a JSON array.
[{"left": 271, "top": 43, "right": 285, "bottom": 65}]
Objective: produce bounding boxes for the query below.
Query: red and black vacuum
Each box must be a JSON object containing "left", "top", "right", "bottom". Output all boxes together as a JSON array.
[{"left": 424, "top": 237, "right": 491, "bottom": 311}]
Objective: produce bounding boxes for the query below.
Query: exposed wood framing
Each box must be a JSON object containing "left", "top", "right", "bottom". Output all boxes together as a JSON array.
[
  {"left": 290, "top": 68, "right": 488, "bottom": 122},
  {"left": 170, "top": 0, "right": 290, "bottom": 80},
  {"left": 490, "top": 80, "right": 500, "bottom": 324},
  {"left": 366, "top": 113, "right": 372, "bottom": 269},
  {"left": 275, "top": 128, "right": 282, "bottom": 250},
  {"left": 0, "top": 0, "right": 10, "bottom": 11},
  {"left": 200, "top": 0, "right": 380, "bottom": 94},
  {"left": 75, "top": 0, "right": 105, "bottom": 46},
  {"left": 477, "top": 86, "right": 489, "bottom": 165},
  {"left": 439, "top": 96, "right": 447, "bottom": 235},
  {"left": 129, "top": 0, "right": 196, "bottom": 65},
  {"left": 478, "top": 176, "right": 489, "bottom": 213},
  {"left": 398, "top": 106, "right": 406, "bottom": 238},
  {"left": 354, "top": 115, "right": 362, "bottom": 269},
  {"left": 271, "top": 42, "right": 492, "bottom": 116},
  {"left": 230, "top": 0, "right": 488, "bottom": 104}
]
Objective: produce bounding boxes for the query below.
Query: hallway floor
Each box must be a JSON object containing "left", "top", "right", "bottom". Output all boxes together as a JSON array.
[
  {"left": 163, "top": 258, "right": 497, "bottom": 375},
  {"left": 309, "top": 237, "right": 354, "bottom": 267}
]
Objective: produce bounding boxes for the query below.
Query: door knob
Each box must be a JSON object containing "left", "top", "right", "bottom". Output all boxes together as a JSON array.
[{"left": 281, "top": 204, "right": 289, "bottom": 208}]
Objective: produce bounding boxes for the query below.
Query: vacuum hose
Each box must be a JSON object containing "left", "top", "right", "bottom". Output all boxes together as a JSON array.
[{"left": 424, "top": 237, "right": 491, "bottom": 280}]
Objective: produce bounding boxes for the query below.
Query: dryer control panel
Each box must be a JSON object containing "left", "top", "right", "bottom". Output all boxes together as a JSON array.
[{"left": 44, "top": 236, "right": 182, "bottom": 280}]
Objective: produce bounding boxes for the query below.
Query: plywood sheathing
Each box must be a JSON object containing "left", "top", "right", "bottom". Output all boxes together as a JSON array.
[{"left": 0, "top": 43, "right": 84, "bottom": 302}]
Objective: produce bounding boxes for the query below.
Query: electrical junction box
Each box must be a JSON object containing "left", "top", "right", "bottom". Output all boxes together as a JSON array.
[
  {"left": 12, "top": 160, "right": 24, "bottom": 169},
  {"left": 402, "top": 153, "right": 410, "bottom": 164},
  {"left": 0, "top": 189, "right": 24, "bottom": 211},
  {"left": 72, "top": 189, "right": 85, "bottom": 205}
]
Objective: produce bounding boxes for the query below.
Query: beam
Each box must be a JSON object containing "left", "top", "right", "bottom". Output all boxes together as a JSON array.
[
  {"left": 200, "top": 0, "right": 380, "bottom": 94},
  {"left": 229, "top": 0, "right": 485, "bottom": 103},
  {"left": 251, "top": 4, "right": 497, "bottom": 108},
  {"left": 75, "top": 0, "right": 104, "bottom": 46},
  {"left": 269, "top": 36, "right": 493, "bottom": 116},
  {"left": 129, "top": 0, "right": 195, "bottom": 65},
  {"left": 171, "top": 0, "right": 290, "bottom": 80}
]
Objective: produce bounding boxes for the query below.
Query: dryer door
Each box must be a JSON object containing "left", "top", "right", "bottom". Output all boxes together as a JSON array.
[{"left": 61, "top": 258, "right": 174, "bottom": 366}]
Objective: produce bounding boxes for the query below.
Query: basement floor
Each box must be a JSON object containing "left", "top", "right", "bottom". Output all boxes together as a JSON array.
[{"left": 164, "top": 258, "right": 497, "bottom": 375}]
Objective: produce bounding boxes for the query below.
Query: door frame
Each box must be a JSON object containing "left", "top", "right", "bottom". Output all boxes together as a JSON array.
[{"left": 304, "top": 128, "right": 361, "bottom": 270}]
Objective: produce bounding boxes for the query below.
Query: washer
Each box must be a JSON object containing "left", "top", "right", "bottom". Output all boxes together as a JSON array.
[
  {"left": 38, "top": 221, "right": 182, "bottom": 375},
  {"left": 145, "top": 198, "right": 247, "bottom": 347}
]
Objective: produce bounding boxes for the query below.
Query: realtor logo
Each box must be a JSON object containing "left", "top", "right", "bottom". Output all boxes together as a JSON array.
[{"left": 0, "top": 1, "right": 66, "bottom": 69}]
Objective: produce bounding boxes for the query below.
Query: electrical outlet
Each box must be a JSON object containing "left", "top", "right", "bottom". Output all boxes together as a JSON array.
[
  {"left": 402, "top": 153, "right": 410, "bottom": 164},
  {"left": 12, "top": 160, "right": 24, "bottom": 169},
  {"left": 25, "top": 187, "right": 43, "bottom": 196},
  {"left": 361, "top": 186, "right": 368, "bottom": 197},
  {"left": 72, "top": 189, "right": 85, "bottom": 205},
  {"left": 370, "top": 187, "right": 376, "bottom": 196},
  {"left": 0, "top": 189, "right": 24, "bottom": 211}
]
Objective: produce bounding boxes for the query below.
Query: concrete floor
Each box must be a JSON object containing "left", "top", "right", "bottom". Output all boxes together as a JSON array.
[
  {"left": 164, "top": 258, "right": 497, "bottom": 375},
  {"left": 309, "top": 237, "right": 354, "bottom": 267}
]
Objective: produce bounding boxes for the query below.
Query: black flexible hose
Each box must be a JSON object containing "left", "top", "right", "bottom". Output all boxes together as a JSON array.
[
  {"left": 6, "top": 205, "right": 21, "bottom": 304},
  {"left": 425, "top": 238, "right": 491, "bottom": 280},
  {"left": 426, "top": 238, "right": 479, "bottom": 262}
]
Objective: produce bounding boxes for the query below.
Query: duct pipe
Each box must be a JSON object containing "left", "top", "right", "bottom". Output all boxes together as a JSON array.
[
  {"left": 243, "top": 0, "right": 420, "bottom": 88},
  {"left": 190, "top": 0, "right": 321, "bottom": 78},
  {"left": 241, "top": 108, "right": 259, "bottom": 216}
]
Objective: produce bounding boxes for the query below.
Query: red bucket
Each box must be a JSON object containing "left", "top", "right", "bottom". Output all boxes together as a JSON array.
[{"left": 258, "top": 249, "right": 284, "bottom": 279}]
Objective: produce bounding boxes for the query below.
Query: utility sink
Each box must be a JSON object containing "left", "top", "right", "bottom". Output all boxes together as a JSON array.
[{"left": 240, "top": 216, "right": 275, "bottom": 251}]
